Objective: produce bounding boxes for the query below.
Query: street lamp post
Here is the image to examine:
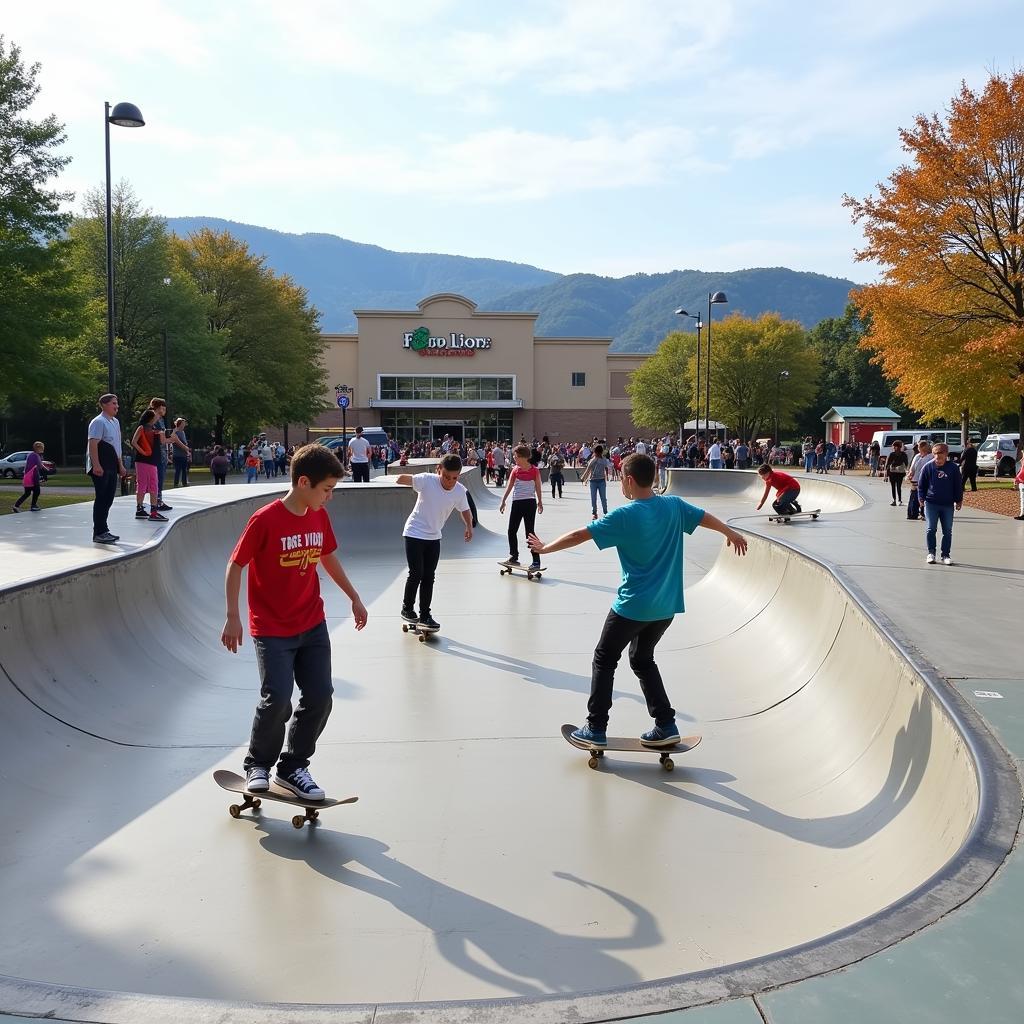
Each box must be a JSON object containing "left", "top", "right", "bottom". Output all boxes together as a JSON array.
[
  {"left": 104, "top": 100, "right": 145, "bottom": 393},
  {"left": 675, "top": 308, "right": 703, "bottom": 441},
  {"left": 706, "top": 291, "right": 728, "bottom": 440},
  {"left": 775, "top": 370, "right": 790, "bottom": 447},
  {"left": 161, "top": 277, "right": 171, "bottom": 411}
]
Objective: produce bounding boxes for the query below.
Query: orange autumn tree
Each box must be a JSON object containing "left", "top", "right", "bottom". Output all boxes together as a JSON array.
[{"left": 845, "top": 72, "right": 1024, "bottom": 434}]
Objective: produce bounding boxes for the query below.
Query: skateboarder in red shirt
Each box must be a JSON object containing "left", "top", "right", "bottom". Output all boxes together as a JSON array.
[
  {"left": 756, "top": 464, "right": 802, "bottom": 516},
  {"left": 221, "top": 444, "right": 368, "bottom": 802}
]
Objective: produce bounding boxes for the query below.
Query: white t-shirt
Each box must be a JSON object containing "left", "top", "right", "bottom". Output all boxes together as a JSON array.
[
  {"left": 403, "top": 473, "right": 470, "bottom": 540},
  {"left": 348, "top": 436, "right": 371, "bottom": 463},
  {"left": 709, "top": 443, "right": 722, "bottom": 460},
  {"left": 634, "top": 441, "right": 648, "bottom": 455}
]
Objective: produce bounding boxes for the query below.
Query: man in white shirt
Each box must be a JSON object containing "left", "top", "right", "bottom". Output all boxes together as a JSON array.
[
  {"left": 634, "top": 439, "right": 648, "bottom": 455},
  {"left": 492, "top": 443, "right": 507, "bottom": 488},
  {"left": 348, "top": 426, "right": 372, "bottom": 482},
  {"left": 395, "top": 454, "right": 473, "bottom": 630},
  {"left": 708, "top": 440, "right": 723, "bottom": 468}
]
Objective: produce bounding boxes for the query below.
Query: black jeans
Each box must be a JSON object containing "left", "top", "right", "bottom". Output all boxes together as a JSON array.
[
  {"left": 508, "top": 498, "right": 537, "bottom": 561},
  {"left": 403, "top": 536, "right": 441, "bottom": 616},
  {"left": 244, "top": 620, "right": 333, "bottom": 776},
  {"left": 772, "top": 488, "right": 801, "bottom": 515},
  {"left": 889, "top": 474, "right": 904, "bottom": 502},
  {"left": 89, "top": 468, "right": 118, "bottom": 537},
  {"left": 963, "top": 467, "right": 977, "bottom": 491},
  {"left": 351, "top": 462, "right": 370, "bottom": 482},
  {"left": 213, "top": 473, "right": 226, "bottom": 484},
  {"left": 550, "top": 471, "right": 564, "bottom": 497},
  {"left": 14, "top": 484, "right": 40, "bottom": 509},
  {"left": 588, "top": 610, "right": 675, "bottom": 731}
]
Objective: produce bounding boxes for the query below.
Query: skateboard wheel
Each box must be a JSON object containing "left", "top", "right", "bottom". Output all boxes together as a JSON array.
[
  {"left": 595, "top": 749, "right": 604, "bottom": 757},
  {"left": 663, "top": 758, "right": 675, "bottom": 771},
  {"left": 311, "top": 810, "right": 319, "bottom": 820},
  {"left": 291, "top": 815, "right": 305, "bottom": 829},
  {"left": 229, "top": 804, "right": 241, "bottom": 818},
  {"left": 418, "top": 633, "right": 426, "bottom": 643},
  {"left": 252, "top": 799, "right": 261, "bottom": 811},
  {"left": 402, "top": 624, "right": 409, "bottom": 633},
  {"left": 588, "top": 756, "right": 599, "bottom": 769}
]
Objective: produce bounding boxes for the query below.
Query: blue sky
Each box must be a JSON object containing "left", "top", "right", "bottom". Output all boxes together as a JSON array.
[{"left": 7, "top": 0, "right": 1020, "bottom": 283}]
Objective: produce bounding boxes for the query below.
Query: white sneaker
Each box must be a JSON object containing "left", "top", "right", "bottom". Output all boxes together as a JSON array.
[
  {"left": 942, "top": 556, "right": 953, "bottom": 566},
  {"left": 926, "top": 553, "right": 936, "bottom": 564},
  {"left": 245, "top": 766, "right": 270, "bottom": 792}
]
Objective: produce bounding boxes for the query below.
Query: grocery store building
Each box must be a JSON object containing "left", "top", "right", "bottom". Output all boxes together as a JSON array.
[{"left": 307, "top": 293, "right": 648, "bottom": 445}]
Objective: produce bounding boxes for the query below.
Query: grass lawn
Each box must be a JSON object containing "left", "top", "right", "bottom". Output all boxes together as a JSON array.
[
  {"left": 20, "top": 466, "right": 227, "bottom": 489},
  {"left": 975, "top": 478, "right": 1016, "bottom": 489},
  {"left": 1, "top": 493, "right": 91, "bottom": 515}
]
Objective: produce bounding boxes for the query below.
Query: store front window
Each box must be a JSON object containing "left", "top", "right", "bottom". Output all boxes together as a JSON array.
[
  {"left": 379, "top": 375, "right": 514, "bottom": 401},
  {"left": 380, "top": 410, "right": 514, "bottom": 444}
]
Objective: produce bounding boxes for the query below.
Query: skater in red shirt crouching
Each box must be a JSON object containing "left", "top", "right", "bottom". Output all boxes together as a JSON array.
[{"left": 756, "top": 464, "right": 802, "bottom": 516}]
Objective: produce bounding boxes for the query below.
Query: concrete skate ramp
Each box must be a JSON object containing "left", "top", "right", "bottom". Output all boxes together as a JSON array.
[
  {"left": 665, "top": 467, "right": 864, "bottom": 513},
  {"left": 0, "top": 481, "right": 987, "bottom": 1021}
]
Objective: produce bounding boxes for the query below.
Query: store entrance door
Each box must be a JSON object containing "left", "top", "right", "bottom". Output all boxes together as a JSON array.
[{"left": 431, "top": 422, "right": 464, "bottom": 446}]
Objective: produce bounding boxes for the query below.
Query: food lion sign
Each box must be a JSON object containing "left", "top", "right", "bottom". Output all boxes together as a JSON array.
[{"left": 403, "top": 326, "right": 492, "bottom": 358}]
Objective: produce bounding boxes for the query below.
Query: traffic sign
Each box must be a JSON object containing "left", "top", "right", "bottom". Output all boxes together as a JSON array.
[{"left": 337, "top": 395, "right": 350, "bottom": 409}]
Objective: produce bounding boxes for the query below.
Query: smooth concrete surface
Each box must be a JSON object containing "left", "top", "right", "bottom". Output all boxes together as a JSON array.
[{"left": 0, "top": 467, "right": 1019, "bottom": 1023}]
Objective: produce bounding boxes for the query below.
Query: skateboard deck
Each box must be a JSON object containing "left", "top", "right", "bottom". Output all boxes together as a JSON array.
[
  {"left": 498, "top": 560, "right": 546, "bottom": 581},
  {"left": 402, "top": 619, "right": 440, "bottom": 642},
  {"left": 768, "top": 508, "right": 821, "bottom": 523},
  {"left": 561, "top": 723, "right": 702, "bottom": 771},
  {"left": 214, "top": 769, "right": 358, "bottom": 829}
]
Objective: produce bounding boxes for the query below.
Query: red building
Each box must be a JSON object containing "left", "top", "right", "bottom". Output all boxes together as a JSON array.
[{"left": 820, "top": 406, "right": 900, "bottom": 446}]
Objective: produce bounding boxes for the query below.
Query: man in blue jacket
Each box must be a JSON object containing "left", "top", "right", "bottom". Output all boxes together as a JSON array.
[{"left": 917, "top": 443, "right": 963, "bottom": 566}]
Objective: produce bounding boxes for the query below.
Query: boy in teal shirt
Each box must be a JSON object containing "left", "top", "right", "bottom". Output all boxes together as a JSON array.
[{"left": 529, "top": 453, "right": 747, "bottom": 747}]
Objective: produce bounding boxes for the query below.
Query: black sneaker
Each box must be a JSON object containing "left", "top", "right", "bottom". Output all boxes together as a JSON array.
[
  {"left": 30, "top": 506, "right": 41, "bottom": 512},
  {"left": 135, "top": 507, "right": 149, "bottom": 518},
  {"left": 156, "top": 502, "right": 173, "bottom": 511},
  {"left": 93, "top": 532, "right": 118, "bottom": 544},
  {"left": 401, "top": 606, "right": 417, "bottom": 623},
  {"left": 274, "top": 767, "right": 325, "bottom": 801},
  {"left": 505, "top": 558, "right": 520, "bottom": 567},
  {"left": 148, "top": 511, "right": 168, "bottom": 522},
  {"left": 418, "top": 614, "right": 440, "bottom": 631}
]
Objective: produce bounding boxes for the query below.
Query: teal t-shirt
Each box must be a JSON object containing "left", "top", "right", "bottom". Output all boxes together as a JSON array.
[{"left": 587, "top": 495, "right": 705, "bottom": 621}]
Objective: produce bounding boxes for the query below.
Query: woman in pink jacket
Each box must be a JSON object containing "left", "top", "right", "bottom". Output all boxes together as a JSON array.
[{"left": 12, "top": 441, "right": 46, "bottom": 513}]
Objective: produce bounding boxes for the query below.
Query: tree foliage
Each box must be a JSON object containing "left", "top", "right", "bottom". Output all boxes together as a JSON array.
[
  {"left": 68, "top": 184, "right": 227, "bottom": 420},
  {"left": 626, "top": 331, "right": 697, "bottom": 435},
  {"left": 0, "top": 36, "right": 91, "bottom": 406},
  {"left": 845, "top": 71, "right": 1024, "bottom": 431},
  {"left": 706, "top": 313, "right": 821, "bottom": 441},
  {"left": 171, "top": 228, "right": 328, "bottom": 440}
]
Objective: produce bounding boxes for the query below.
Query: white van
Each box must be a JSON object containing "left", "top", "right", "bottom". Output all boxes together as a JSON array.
[
  {"left": 870, "top": 430, "right": 920, "bottom": 460},
  {"left": 912, "top": 429, "right": 982, "bottom": 459},
  {"left": 977, "top": 433, "right": 1021, "bottom": 477}
]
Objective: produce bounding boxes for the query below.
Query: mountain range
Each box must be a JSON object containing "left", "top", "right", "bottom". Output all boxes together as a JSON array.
[{"left": 166, "top": 217, "right": 858, "bottom": 352}]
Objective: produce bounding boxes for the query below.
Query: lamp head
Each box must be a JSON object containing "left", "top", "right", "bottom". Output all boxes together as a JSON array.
[
  {"left": 674, "top": 307, "right": 689, "bottom": 316},
  {"left": 710, "top": 291, "right": 728, "bottom": 304},
  {"left": 108, "top": 102, "right": 145, "bottom": 128}
]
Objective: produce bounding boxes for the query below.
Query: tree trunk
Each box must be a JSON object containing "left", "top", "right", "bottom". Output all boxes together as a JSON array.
[
  {"left": 214, "top": 411, "right": 225, "bottom": 446},
  {"left": 60, "top": 412, "right": 67, "bottom": 467}
]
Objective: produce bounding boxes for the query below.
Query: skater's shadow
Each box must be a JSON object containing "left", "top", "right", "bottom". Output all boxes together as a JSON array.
[
  {"left": 620, "top": 694, "right": 935, "bottom": 849},
  {"left": 256, "top": 829, "right": 658, "bottom": 997},
  {"left": 440, "top": 639, "right": 644, "bottom": 705}
]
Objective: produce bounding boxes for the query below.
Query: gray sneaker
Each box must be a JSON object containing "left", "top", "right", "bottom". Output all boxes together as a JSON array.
[{"left": 245, "top": 766, "right": 270, "bottom": 792}]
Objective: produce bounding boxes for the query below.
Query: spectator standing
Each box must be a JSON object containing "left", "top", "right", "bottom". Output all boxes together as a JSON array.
[
  {"left": 581, "top": 444, "right": 612, "bottom": 518},
  {"left": 492, "top": 443, "right": 507, "bottom": 488},
  {"left": 86, "top": 394, "right": 128, "bottom": 544},
  {"left": 348, "top": 426, "right": 372, "bottom": 482},
  {"left": 959, "top": 438, "right": 978, "bottom": 492},
  {"left": 260, "top": 440, "right": 275, "bottom": 479},
  {"left": 884, "top": 440, "right": 909, "bottom": 505},
  {"left": 802, "top": 437, "right": 815, "bottom": 473},
  {"left": 917, "top": 444, "right": 963, "bottom": 565},
  {"left": 210, "top": 446, "right": 230, "bottom": 484},
  {"left": 131, "top": 409, "right": 167, "bottom": 522},
  {"left": 1014, "top": 459, "right": 1024, "bottom": 520},
  {"left": 707, "top": 439, "right": 723, "bottom": 469},
  {"left": 735, "top": 440, "right": 750, "bottom": 470},
  {"left": 906, "top": 440, "right": 933, "bottom": 521},
  {"left": 12, "top": 441, "right": 47, "bottom": 513},
  {"left": 245, "top": 449, "right": 261, "bottom": 483},
  {"left": 172, "top": 418, "right": 191, "bottom": 487},
  {"left": 548, "top": 448, "right": 566, "bottom": 498},
  {"left": 869, "top": 438, "right": 881, "bottom": 477}
]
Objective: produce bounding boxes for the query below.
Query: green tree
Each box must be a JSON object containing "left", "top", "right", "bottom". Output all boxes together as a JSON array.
[
  {"left": 707, "top": 313, "right": 821, "bottom": 442},
  {"left": 172, "top": 228, "right": 328, "bottom": 441},
  {"left": 625, "top": 331, "right": 697, "bottom": 436},
  {"left": 68, "top": 184, "right": 228, "bottom": 420},
  {"left": 0, "top": 36, "right": 91, "bottom": 407}
]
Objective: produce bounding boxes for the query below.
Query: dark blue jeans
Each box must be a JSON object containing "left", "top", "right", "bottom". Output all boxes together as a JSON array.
[
  {"left": 244, "top": 620, "right": 333, "bottom": 776},
  {"left": 588, "top": 610, "right": 675, "bottom": 732},
  {"left": 89, "top": 468, "right": 119, "bottom": 537},
  {"left": 924, "top": 502, "right": 955, "bottom": 558},
  {"left": 773, "top": 488, "right": 800, "bottom": 515}
]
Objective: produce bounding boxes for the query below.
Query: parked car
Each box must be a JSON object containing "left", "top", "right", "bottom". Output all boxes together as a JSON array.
[
  {"left": 912, "top": 429, "right": 983, "bottom": 460},
  {"left": 321, "top": 429, "right": 390, "bottom": 451},
  {"left": 977, "top": 433, "right": 1021, "bottom": 477},
  {"left": 0, "top": 451, "right": 57, "bottom": 479}
]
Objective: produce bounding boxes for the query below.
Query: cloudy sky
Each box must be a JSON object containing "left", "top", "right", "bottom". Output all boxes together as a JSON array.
[{"left": 7, "top": 0, "right": 1020, "bottom": 282}]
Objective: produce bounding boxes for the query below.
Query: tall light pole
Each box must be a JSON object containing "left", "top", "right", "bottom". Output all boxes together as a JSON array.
[
  {"left": 706, "top": 291, "right": 728, "bottom": 440},
  {"left": 675, "top": 308, "right": 703, "bottom": 439},
  {"left": 775, "top": 370, "right": 790, "bottom": 446},
  {"left": 104, "top": 100, "right": 145, "bottom": 393},
  {"left": 161, "top": 277, "right": 171, "bottom": 412}
]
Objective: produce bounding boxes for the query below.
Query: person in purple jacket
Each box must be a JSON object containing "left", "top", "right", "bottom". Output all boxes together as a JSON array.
[
  {"left": 12, "top": 442, "right": 46, "bottom": 512},
  {"left": 917, "top": 443, "right": 963, "bottom": 566}
]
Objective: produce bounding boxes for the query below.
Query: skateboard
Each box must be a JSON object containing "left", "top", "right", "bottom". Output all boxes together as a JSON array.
[
  {"left": 214, "top": 769, "right": 358, "bottom": 829},
  {"left": 402, "top": 619, "right": 440, "bottom": 642},
  {"left": 498, "top": 560, "right": 546, "bottom": 581},
  {"left": 768, "top": 508, "right": 821, "bottom": 524},
  {"left": 561, "top": 723, "right": 702, "bottom": 772}
]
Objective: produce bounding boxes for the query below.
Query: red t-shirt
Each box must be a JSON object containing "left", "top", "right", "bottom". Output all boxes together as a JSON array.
[
  {"left": 230, "top": 500, "right": 338, "bottom": 637},
  {"left": 765, "top": 470, "right": 800, "bottom": 493}
]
